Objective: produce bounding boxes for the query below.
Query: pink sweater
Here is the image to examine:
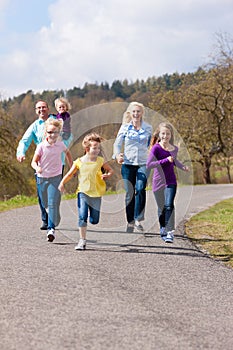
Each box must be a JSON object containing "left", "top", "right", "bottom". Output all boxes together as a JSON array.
[{"left": 35, "top": 140, "right": 67, "bottom": 178}]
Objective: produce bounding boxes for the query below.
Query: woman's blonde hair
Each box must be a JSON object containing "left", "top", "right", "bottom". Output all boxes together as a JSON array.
[
  {"left": 54, "top": 97, "right": 72, "bottom": 112},
  {"left": 150, "top": 122, "right": 174, "bottom": 149},
  {"left": 122, "top": 101, "right": 145, "bottom": 124}
]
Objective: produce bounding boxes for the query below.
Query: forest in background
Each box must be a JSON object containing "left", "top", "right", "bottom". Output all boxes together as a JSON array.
[{"left": 0, "top": 33, "right": 232, "bottom": 200}]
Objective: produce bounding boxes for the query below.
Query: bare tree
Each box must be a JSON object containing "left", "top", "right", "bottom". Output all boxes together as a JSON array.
[{"left": 151, "top": 33, "right": 233, "bottom": 184}]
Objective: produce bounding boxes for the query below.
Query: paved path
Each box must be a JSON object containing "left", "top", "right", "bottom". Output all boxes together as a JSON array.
[{"left": 0, "top": 184, "right": 233, "bottom": 350}]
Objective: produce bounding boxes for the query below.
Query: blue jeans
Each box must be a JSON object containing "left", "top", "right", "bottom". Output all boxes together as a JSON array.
[
  {"left": 35, "top": 166, "right": 64, "bottom": 224},
  {"left": 37, "top": 175, "right": 62, "bottom": 230},
  {"left": 35, "top": 173, "right": 48, "bottom": 223},
  {"left": 121, "top": 164, "right": 149, "bottom": 223},
  {"left": 77, "top": 192, "right": 101, "bottom": 227},
  {"left": 154, "top": 185, "right": 177, "bottom": 232}
]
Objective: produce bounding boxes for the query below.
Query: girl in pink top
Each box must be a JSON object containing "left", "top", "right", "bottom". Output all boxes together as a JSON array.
[
  {"left": 146, "top": 123, "right": 189, "bottom": 243},
  {"left": 31, "top": 118, "right": 73, "bottom": 242}
]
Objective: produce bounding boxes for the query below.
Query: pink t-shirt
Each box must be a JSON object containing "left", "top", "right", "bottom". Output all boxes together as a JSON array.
[{"left": 35, "top": 140, "right": 67, "bottom": 178}]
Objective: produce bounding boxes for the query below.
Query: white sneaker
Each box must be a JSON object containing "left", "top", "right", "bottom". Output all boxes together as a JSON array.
[
  {"left": 75, "top": 239, "right": 86, "bottom": 250},
  {"left": 47, "top": 228, "right": 55, "bottom": 242},
  {"left": 165, "top": 230, "right": 174, "bottom": 243},
  {"left": 134, "top": 220, "right": 144, "bottom": 232},
  {"left": 160, "top": 227, "right": 167, "bottom": 241}
]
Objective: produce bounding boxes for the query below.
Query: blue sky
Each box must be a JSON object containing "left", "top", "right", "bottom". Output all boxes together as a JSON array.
[
  {"left": 2, "top": 0, "right": 53, "bottom": 33},
  {"left": 0, "top": 0, "right": 233, "bottom": 99}
]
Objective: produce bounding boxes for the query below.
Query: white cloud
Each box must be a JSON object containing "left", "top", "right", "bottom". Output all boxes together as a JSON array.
[{"left": 0, "top": 0, "right": 233, "bottom": 98}]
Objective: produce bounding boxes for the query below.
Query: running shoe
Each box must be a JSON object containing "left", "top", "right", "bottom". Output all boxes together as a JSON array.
[
  {"left": 134, "top": 220, "right": 144, "bottom": 232},
  {"left": 47, "top": 228, "right": 55, "bottom": 242},
  {"left": 165, "top": 231, "right": 174, "bottom": 243},
  {"left": 75, "top": 239, "right": 86, "bottom": 250}
]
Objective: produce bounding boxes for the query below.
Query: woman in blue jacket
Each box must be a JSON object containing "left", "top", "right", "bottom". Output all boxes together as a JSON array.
[{"left": 113, "top": 102, "right": 152, "bottom": 233}]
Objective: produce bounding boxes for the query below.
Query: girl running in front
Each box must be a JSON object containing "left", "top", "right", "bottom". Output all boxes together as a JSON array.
[
  {"left": 31, "top": 117, "right": 73, "bottom": 242},
  {"left": 146, "top": 122, "right": 189, "bottom": 243},
  {"left": 58, "top": 132, "right": 113, "bottom": 250}
]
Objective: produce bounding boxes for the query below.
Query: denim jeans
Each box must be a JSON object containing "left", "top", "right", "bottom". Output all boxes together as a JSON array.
[
  {"left": 35, "top": 173, "right": 48, "bottom": 223},
  {"left": 77, "top": 192, "right": 101, "bottom": 227},
  {"left": 37, "top": 175, "right": 62, "bottom": 229},
  {"left": 153, "top": 184, "right": 177, "bottom": 232},
  {"left": 121, "top": 164, "right": 149, "bottom": 223}
]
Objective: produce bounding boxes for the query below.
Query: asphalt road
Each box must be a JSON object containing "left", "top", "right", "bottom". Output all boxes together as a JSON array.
[{"left": 0, "top": 184, "right": 233, "bottom": 350}]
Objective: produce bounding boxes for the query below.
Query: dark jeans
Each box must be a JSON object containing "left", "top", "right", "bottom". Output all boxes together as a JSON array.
[
  {"left": 153, "top": 184, "right": 177, "bottom": 232},
  {"left": 121, "top": 164, "right": 149, "bottom": 224}
]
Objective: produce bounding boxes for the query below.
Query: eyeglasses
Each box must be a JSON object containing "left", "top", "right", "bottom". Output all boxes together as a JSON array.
[{"left": 47, "top": 131, "right": 60, "bottom": 134}]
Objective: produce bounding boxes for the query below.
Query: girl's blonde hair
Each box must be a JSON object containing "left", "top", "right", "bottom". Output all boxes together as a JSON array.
[
  {"left": 54, "top": 97, "right": 72, "bottom": 112},
  {"left": 122, "top": 101, "right": 145, "bottom": 124},
  {"left": 44, "top": 117, "right": 63, "bottom": 139},
  {"left": 82, "top": 132, "right": 104, "bottom": 152},
  {"left": 150, "top": 122, "right": 174, "bottom": 149}
]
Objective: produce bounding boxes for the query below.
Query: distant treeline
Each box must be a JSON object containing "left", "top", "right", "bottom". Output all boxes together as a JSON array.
[{"left": 0, "top": 60, "right": 233, "bottom": 200}]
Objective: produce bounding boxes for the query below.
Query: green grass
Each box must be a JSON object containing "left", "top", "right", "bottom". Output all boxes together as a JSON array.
[
  {"left": 0, "top": 190, "right": 121, "bottom": 213},
  {"left": 0, "top": 194, "right": 75, "bottom": 212},
  {"left": 0, "top": 195, "right": 38, "bottom": 212},
  {"left": 185, "top": 198, "right": 233, "bottom": 268}
]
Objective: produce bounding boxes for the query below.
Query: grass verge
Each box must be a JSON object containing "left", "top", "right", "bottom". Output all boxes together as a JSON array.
[
  {"left": 0, "top": 195, "right": 38, "bottom": 212},
  {"left": 185, "top": 197, "right": 233, "bottom": 269},
  {"left": 0, "top": 194, "right": 76, "bottom": 212},
  {"left": 0, "top": 191, "right": 120, "bottom": 213}
]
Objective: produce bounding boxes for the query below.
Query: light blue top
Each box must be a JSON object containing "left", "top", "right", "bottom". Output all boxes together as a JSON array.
[
  {"left": 113, "top": 121, "right": 152, "bottom": 166},
  {"left": 16, "top": 115, "right": 73, "bottom": 165}
]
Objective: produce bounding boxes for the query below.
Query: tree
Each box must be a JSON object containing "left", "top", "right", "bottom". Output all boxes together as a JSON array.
[
  {"left": 0, "top": 106, "right": 30, "bottom": 199},
  {"left": 150, "top": 33, "right": 233, "bottom": 184},
  {"left": 206, "top": 32, "right": 233, "bottom": 183}
]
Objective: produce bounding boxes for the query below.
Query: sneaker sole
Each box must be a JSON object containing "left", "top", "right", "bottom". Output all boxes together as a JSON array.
[
  {"left": 47, "top": 234, "right": 55, "bottom": 242},
  {"left": 75, "top": 246, "right": 86, "bottom": 250},
  {"left": 165, "top": 238, "right": 173, "bottom": 243},
  {"left": 134, "top": 227, "right": 144, "bottom": 233}
]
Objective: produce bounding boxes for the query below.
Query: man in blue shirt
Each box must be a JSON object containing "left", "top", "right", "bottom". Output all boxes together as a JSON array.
[{"left": 16, "top": 100, "right": 73, "bottom": 230}]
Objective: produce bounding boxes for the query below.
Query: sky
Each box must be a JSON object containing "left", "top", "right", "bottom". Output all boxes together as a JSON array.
[{"left": 0, "top": 0, "right": 233, "bottom": 99}]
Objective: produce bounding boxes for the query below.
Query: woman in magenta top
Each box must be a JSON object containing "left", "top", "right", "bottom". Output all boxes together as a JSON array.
[{"left": 146, "top": 122, "right": 189, "bottom": 243}]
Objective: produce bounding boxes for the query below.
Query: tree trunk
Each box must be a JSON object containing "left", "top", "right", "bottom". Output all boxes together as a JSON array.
[
  {"left": 202, "top": 157, "right": 212, "bottom": 184},
  {"left": 226, "top": 165, "right": 232, "bottom": 183}
]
